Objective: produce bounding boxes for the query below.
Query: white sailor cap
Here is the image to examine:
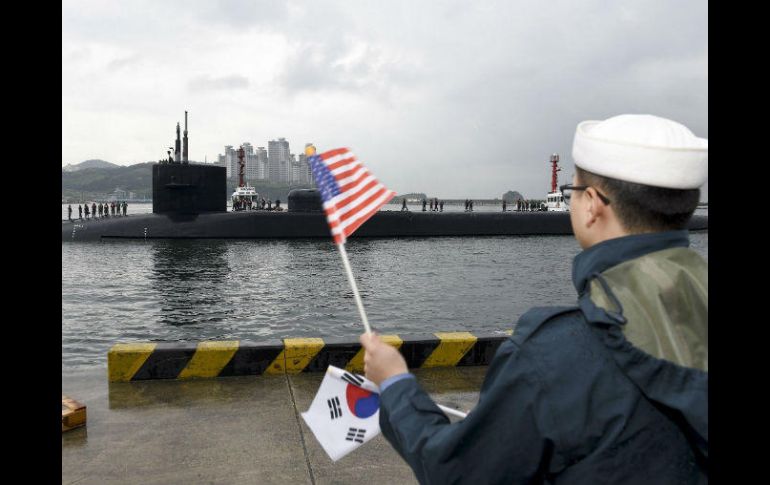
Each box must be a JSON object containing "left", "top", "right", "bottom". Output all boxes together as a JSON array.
[{"left": 571, "top": 114, "right": 708, "bottom": 189}]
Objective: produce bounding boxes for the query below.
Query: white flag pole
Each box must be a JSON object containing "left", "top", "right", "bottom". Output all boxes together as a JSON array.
[
  {"left": 337, "top": 242, "right": 372, "bottom": 334},
  {"left": 436, "top": 404, "right": 468, "bottom": 419},
  {"left": 337, "top": 243, "right": 469, "bottom": 419}
]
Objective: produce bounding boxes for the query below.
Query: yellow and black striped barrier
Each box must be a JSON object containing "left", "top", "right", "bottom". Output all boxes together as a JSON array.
[{"left": 108, "top": 331, "right": 513, "bottom": 382}]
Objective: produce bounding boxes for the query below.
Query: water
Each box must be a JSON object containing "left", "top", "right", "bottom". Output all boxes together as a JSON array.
[{"left": 62, "top": 232, "right": 708, "bottom": 370}]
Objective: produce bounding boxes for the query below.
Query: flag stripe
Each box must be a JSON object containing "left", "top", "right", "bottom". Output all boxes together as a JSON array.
[
  {"left": 320, "top": 147, "right": 350, "bottom": 161},
  {"left": 338, "top": 187, "right": 389, "bottom": 224},
  {"left": 330, "top": 190, "right": 396, "bottom": 237},
  {"left": 325, "top": 183, "right": 385, "bottom": 221},
  {"left": 334, "top": 165, "right": 367, "bottom": 188},
  {"left": 327, "top": 188, "right": 392, "bottom": 232},
  {"left": 327, "top": 156, "right": 359, "bottom": 173},
  {"left": 309, "top": 147, "right": 394, "bottom": 245},
  {"left": 324, "top": 175, "right": 377, "bottom": 210}
]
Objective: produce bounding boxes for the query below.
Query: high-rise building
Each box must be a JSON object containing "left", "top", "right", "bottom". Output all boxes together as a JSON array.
[
  {"left": 217, "top": 138, "right": 313, "bottom": 185},
  {"left": 268, "top": 138, "right": 291, "bottom": 183},
  {"left": 256, "top": 147, "right": 268, "bottom": 180},
  {"left": 222, "top": 145, "right": 236, "bottom": 178},
  {"left": 298, "top": 152, "right": 314, "bottom": 185},
  {"left": 290, "top": 154, "right": 301, "bottom": 184},
  {"left": 241, "top": 143, "right": 260, "bottom": 182}
]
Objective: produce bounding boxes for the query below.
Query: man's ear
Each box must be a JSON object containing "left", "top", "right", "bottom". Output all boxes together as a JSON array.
[{"left": 583, "top": 188, "right": 606, "bottom": 229}]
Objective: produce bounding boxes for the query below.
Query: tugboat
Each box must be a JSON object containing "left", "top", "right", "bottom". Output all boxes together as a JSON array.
[
  {"left": 230, "top": 146, "right": 260, "bottom": 211},
  {"left": 231, "top": 185, "right": 260, "bottom": 210},
  {"left": 545, "top": 153, "right": 568, "bottom": 212}
]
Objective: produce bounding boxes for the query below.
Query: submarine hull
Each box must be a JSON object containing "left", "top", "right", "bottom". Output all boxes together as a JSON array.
[{"left": 62, "top": 211, "right": 708, "bottom": 242}]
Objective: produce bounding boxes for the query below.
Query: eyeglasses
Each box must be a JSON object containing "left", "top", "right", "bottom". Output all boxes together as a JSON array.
[{"left": 559, "top": 184, "right": 611, "bottom": 205}]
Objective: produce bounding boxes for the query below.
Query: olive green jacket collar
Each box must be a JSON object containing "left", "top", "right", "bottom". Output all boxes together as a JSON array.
[{"left": 572, "top": 230, "right": 690, "bottom": 296}]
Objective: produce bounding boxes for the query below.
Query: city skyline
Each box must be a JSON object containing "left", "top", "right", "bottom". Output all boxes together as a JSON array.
[{"left": 62, "top": 0, "right": 708, "bottom": 199}]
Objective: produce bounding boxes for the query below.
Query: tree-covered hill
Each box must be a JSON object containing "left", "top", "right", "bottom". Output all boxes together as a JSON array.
[{"left": 62, "top": 162, "right": 155, "bottom": 193}]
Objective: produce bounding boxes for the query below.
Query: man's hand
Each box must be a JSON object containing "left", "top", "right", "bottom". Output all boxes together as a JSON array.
[{"left": 359, "top": 332, "right": 409, "bottom": 386}]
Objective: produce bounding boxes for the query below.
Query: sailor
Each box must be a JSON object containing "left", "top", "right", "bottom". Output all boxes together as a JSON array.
[
  {"left": 469, "top": 199, "right": 473, "bottom": 211},
  {"left": 267, "top": 199, "right": 272, "bottom": 211},
  {"left": 360, "top": 114, "right": 708, "bottom": 483},
  {"left": 401, "top": 198, "right": 408, "bottom": 211},
  {"left": 123, "top": 201, "right": 127, "bottom": 216},
  {"left": 464, "top": 199, "right": 468, "bottom": 212},
  {"left": 502, "top": 199, "right": 507, "bottom": 212},
  {"left": 84, "top": 204, "right": 90, "bottom": 219},
  {"left": 67, "top": 204, "right": 72, "bottom": 221},
  {"left": 439, "top": 200, "right": 444, "bottom": 212},
  {"left": 429, "top": 199, "right": 434, "bottom": 211},
  {"left": 422, "top": 199, "right": 427, "bottom": 211}
]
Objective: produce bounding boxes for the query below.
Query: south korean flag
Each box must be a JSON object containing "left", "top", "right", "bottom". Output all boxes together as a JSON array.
[{"left": 301, "top": 366, "right": 381, "bottom": 461}]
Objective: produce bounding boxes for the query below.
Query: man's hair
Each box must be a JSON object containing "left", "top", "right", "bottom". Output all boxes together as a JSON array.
[{"left": 575, "top": 166, "right": 700, "bottom": 232}]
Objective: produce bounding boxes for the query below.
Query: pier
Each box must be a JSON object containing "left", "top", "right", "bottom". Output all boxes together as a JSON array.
[{"left": 62, "top": 365, "right": 485, "bottom": 484}]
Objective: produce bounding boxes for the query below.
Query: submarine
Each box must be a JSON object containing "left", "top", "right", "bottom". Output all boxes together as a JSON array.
[
  {"left": 61, "top": 166, "right": 708, "bottom": 241},
  {"left": 62, "top": 116, "right": 707, "bottom": 242}
]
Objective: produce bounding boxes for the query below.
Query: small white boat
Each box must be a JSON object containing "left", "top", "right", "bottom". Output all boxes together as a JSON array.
[{"left": 231, "top": 185, "right": 260, "bottom": 211}]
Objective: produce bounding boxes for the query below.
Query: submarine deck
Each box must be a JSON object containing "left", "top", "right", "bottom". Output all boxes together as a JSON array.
[{"left": 62, "top": 210, "right": 708, "bottom": 241}]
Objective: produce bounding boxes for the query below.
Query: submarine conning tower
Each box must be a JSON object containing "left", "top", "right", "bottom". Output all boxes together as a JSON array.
[
  {"left": 288, "top": 189, "right": 323, "bottom": 212},
  {"left": 153, "top": 111, "right": 226, "bottom": 214}
]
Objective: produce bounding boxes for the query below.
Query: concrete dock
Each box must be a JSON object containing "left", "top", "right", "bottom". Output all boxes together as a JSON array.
[{"left": 62, "top": 366, "right": 487, "bottom": 484}]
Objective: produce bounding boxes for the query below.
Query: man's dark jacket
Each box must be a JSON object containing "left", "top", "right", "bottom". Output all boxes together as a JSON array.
[{"left": 379, "top": 231, "right": 708, "bottom": 484}]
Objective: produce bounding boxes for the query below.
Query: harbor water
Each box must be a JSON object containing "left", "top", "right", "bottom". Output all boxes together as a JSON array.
[{"left": 62, "top": 229, "right": 708, "bottom": 371}]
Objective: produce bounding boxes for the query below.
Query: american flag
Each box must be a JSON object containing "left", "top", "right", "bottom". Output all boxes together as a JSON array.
[{"left": 308, "top": 147, "right": 396, "bottom": 245}]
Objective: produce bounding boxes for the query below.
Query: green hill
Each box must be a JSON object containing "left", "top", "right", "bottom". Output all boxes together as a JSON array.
[
  {"left": 62, "top": 162, "right": 154, "bottom": 195},
  {"left": 62, "top": 162, "right": 315, "bottom": 202}
]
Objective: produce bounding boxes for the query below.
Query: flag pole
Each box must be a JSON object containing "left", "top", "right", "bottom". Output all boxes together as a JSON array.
[
  {"left": 436, "top": 403, "right": 468, "bottom": 419},
  {"left": 336, "top": 242, "right": 372, "bottom": 334},
  {"left": 339, "top": 243, "right": 465, "bottom": 418}
]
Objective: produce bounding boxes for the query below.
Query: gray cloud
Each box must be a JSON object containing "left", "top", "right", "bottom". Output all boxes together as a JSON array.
[
  {"left": 62, "top": 0, "right": 708, "bottom": 200},
  {"left": 107, "top": 54, "right": 142, "bottom": 71},
  {"left": 188, "top": 75, "right": 250, "bottom": 92}
]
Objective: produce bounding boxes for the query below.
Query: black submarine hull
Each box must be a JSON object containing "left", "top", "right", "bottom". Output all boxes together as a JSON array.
[{"left": 62, "top": 211, "right": 708, "bottom": 242}]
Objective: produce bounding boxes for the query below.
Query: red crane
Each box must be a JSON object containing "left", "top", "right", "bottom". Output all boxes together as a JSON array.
[
  {"left": 550, "top": 153, "right": 561, "bottom": 193},
  {"left": 238, "top": 146, "right": 245, "bottom": 188}
]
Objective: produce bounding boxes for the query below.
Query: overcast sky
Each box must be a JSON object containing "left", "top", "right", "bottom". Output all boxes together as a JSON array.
[{"left": 62, "top": 0, "right": 707, "bottom": 199}]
